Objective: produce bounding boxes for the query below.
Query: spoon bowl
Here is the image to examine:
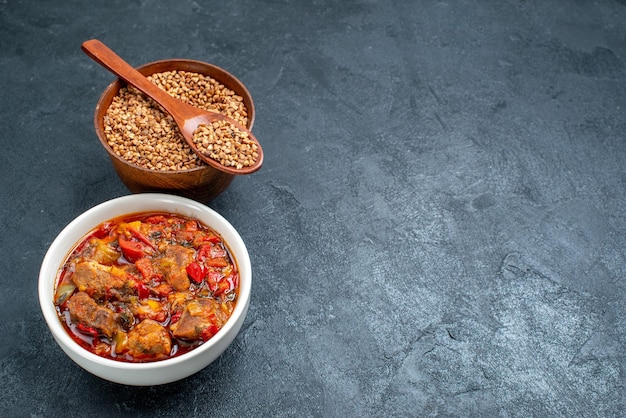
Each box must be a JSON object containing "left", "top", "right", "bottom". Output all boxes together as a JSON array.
[{"left": 82, "top": 39, "right": 263, "bottom": 175}]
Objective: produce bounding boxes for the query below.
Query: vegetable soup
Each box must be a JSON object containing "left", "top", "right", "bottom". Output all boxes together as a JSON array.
[{"left": 54, "top": 212, "right": 239, "bottom": 362}]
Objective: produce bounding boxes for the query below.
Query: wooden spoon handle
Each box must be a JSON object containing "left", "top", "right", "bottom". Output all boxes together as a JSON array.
[{"left": 81, "top": 39, "right": 187, "bottom": 122}]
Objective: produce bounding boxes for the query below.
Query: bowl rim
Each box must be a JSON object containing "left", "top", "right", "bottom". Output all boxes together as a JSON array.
[
  {"left": 38, "top": 193, "right": 251, "bottom": 371},
  {"left": 93, "top": 58, "right": 256, "bottom": 175}
]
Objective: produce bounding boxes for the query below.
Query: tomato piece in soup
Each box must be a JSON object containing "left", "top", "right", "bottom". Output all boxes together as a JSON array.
[{"left": 118, "top": 236, "right": 148, "bottom": 263}]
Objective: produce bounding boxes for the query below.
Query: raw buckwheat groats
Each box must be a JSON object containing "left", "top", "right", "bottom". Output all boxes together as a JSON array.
[
  {"left": 103, "top": 70, "right": 249, "bottom": 171},
  {"left": 192, "top": 121, "right": 259, "bottom": 170}
]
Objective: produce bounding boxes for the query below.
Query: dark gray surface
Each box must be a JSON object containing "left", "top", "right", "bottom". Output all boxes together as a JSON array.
[{"left": 1, "top": 0, "right": 625, "bottom": 416}]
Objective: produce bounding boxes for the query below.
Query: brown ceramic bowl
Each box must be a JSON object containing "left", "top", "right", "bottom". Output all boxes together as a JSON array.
[{"left": 93, "top": 59, "right": 255, "bottom": 202}]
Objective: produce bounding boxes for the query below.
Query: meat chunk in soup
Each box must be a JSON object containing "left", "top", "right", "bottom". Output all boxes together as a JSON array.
[
  {"left": 126, "top": 319, "right": 172, "bottom": 360},
  {"left": 66, "top": 291, "right": 121, "bottom": 338},
  {"left": 171, "top": 298, "right": 231, "bottom": 341},
  {"left": 156, "top": 245, "right": 194, "bottom": 291},
  {"left": 71, "top": 261, "right": 131, "bottom": 300}
]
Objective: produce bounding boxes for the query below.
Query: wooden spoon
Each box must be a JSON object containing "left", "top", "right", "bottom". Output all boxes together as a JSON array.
[{"left": 82, "top": 39, "right": 263, "bottom": 175}]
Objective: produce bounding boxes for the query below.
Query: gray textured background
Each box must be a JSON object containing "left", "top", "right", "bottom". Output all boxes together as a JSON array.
[{"left": 1, "top": 0, "right": 624, "bottom": 416}]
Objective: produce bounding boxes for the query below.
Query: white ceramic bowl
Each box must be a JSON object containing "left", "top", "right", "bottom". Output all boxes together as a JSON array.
[{"left": 38, "top": 193, "right": 251, "bottom": 386}]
